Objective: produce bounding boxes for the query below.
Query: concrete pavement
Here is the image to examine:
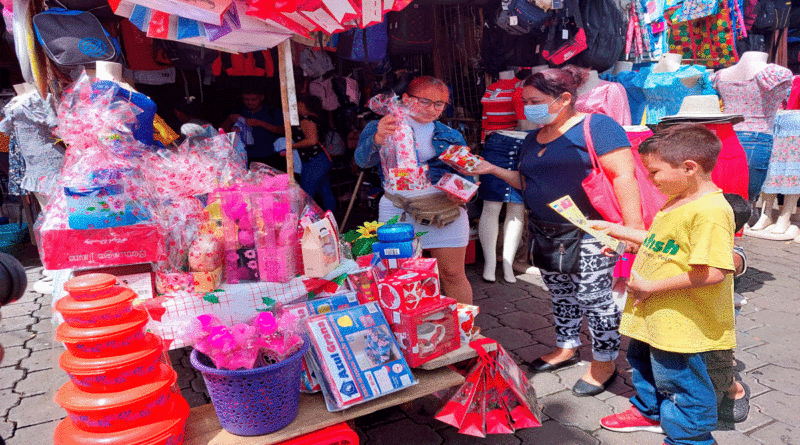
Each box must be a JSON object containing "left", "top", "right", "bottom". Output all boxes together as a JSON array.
[{"left": 1, "top": 235, "right": 799, "bottom": 444}]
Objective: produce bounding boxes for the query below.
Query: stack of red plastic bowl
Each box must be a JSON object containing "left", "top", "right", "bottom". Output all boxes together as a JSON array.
[{"left": 53, "top": 274, "right": 190, "bottom": 445}]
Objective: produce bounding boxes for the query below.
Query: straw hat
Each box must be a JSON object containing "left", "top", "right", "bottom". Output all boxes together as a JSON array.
[{"left": 660, "top": 95, "right": 744, "bottom": 125}]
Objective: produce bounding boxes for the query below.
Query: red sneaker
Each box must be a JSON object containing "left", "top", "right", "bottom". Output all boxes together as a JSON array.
[{"left": 600, "top": 406, "right": 664, "bottom": 433}]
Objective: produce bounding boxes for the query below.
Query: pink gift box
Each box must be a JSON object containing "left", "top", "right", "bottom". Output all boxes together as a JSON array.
[
  {"left": 390, "top": 297, "right": 459, "bottom": 367},
  {"left": 435, "top": 173, "right": 478, "bottom": 202},
  {"left": 439, "top": 145, "right": 483, "bottom": 172},
  {"left": 377, "top": 269, "right": 441, "bottom": 317}
]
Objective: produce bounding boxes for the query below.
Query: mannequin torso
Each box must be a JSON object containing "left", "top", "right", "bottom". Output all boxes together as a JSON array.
[
  {"left": 652, "top": 53, "right": 683, "bottom": 73},
  {"left": 577, "top": 70, "right": 600, "bottom": 97},
  {"left": 717, "top": 51, "right": 768, "bottom": 82},
  {"left": 613, "top": 61, "right": 633, "bottom": 76}
]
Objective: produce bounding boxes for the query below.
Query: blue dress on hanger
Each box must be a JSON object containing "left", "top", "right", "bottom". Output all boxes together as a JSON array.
[{"left": 604, "top": 65, "right": 717, "bottom": 125}]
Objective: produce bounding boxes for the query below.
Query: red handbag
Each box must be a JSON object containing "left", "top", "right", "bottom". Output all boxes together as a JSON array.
[{"left": 581, "top": 115, "right": 667, "bottom": 228}]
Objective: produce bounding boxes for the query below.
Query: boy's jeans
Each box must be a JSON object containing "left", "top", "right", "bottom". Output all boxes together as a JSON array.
[{"left": 627, "top": 339, "right": 717, "bottom": 445}]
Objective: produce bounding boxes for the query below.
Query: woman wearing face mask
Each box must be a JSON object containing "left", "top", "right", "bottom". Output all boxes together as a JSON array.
[
  {"left": 355, "top": 76, "right": 474, "bottom": 305},
  {"left": 471, "top": 66, "right": 643, "bottom": 396}
]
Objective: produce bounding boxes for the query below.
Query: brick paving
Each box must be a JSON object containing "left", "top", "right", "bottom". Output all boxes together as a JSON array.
[{"left": 1, "top": 236, "right": 799, "bottom": 444}]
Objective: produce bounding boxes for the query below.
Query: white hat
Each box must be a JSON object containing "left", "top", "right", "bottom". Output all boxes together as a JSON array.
[{"left": 660, "top": 95, "right": 744, "bottom": 125}]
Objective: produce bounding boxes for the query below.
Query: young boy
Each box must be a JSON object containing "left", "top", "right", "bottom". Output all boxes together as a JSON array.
[{"left": 597, "top": 124, "right": 736, "bottom": 445}]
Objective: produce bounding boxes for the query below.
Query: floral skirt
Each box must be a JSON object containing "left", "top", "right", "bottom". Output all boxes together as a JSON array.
[{"left": 763, "top": 111, "right": 800, "bottom": 194}]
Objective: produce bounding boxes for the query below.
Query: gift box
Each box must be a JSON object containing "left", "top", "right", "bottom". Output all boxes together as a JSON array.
[
  {"left": 439, "top": 145, "right": 483, "bottom": 172},
  {"left": 390, "top": 297, "right": 459, "bottom": 367},
  {"left": 377, "top": 269, "right": 440, "bottom": 316},
  {"left": 457, "top": 303, "right": 480, "bottom": 346},
  {"left": 387, "top": 166, "right": 429, "bottom": 191},
  {"left": 304, "top": 302, "right": 417, "bottom": 411},
  {"left": 400, "top": 257, "right": 439, "bottom": 281},
  {"left": 65, "top": 184, "right": 150, "bottom": 230},
  {"left": 435, "top": 173, "right": 478, "bottom": 202},
  {"left": 38, "top": 223, "right": 165, "bottom": 270},
  {"left": 157, "top": 271, "right": 195, "bottom": 294},
  {"left": 301, "top": 214, "right": 341, "bottom": 278},
  {"left": 346, "top": 266, "right": 380, "bottom": 304},
  {"left": 281, "top": 292, "right": 360, "bottom": 320},
  {"left": 192, "top": 267, "right": 223, "bottom": 294}
]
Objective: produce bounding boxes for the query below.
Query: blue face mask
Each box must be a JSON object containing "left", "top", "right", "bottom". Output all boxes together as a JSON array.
[{"left": 523, "top": 97, "right": 562, "bottom": 124}]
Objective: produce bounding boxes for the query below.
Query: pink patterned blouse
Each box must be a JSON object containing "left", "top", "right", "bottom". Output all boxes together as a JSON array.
[
  {"left": 710, "top": 64, "right": 793, "bottom": 133},
  {"left": 575, "top": 80, "right": 632, "bottom": 126}
]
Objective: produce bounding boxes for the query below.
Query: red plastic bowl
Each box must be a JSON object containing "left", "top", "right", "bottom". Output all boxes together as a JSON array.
[
  {"left": 55, "top": 365, "right": 177, "bottom": 433},
  {"left": 55, "top": 287, "right": 136, "bottom": 327},
  {"left": 64, "top": 273, "right": 119, "bottom": 301},
  {"left": 59, "top": 333, "right": 164, "bottom": 393},
  {"left": 56, "top": 309, "right": 149, "bottom": 358},
  {"left": 54, "top": 395, "right": 189, "bottom": 445}
]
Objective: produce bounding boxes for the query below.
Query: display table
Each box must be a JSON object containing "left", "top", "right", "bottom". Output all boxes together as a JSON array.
[{"left": 183, "top": 365, "right": 465, "bottom": 445}]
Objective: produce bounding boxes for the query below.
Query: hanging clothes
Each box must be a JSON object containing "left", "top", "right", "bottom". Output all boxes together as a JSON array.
[
  {"left": 784, "top": 75, "right": 800, "bottom": 110},
  {"left": 704, "top": 122, "right": 750, "bottom": 200},
  {"left": 6, "top": 132, "right": 23, "bottom": 196},
  {"left": 711, "top": 64, "right": 793, "bottom": 133},
  {"left": 0, "top": 92, "right": 63, "bottom": 196},
  {"left": 575, "top": 80, "right": 632, "bottom": 126},
  {"left": 480, "top": 78, "right": 524, "bottom": 142},
  {"left": 667, "top": 1, "right": 740, "bottom": 68},
  {"left": 608, "top": 65, "right": 716, "bottom": 125}
]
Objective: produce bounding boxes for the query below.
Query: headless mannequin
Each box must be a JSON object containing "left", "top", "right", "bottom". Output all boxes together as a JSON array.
[
  {"left": 720, "top": 52, "right": 800, "bottom": 238},
  {"left": 613, "top": 61, "right": 633, "bottom": 75},
  {"left": 746, "top": 194, "right": 800, "bottom": 239},
  {"left": 480, "top": 69, "right": 525, "bottom": 283},
  {"left": 577, "top": 70, "right": 601, "bottom": 97},
  {"left": 716, "top": 51, "right": 768, "bottom": 82},
  {"left": 652, "top": 52, "right": 699, "bottom": 88}
]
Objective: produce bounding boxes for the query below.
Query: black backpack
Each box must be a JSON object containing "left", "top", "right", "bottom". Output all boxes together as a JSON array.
[
  {"left": 387, "top": 3, "right": 435, "bottom": 55},
  {"left": 572, "top": 0, "right": 626, "bottom": 73},
  {"left": 157, "top": 40, "right": 219, "bottom": 71},
  {"left": 752, "top": 0, "right": 793, "bottom": 32}
]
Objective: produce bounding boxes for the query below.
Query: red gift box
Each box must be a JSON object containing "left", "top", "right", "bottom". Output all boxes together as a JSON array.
[
  {"left": 400, "top": 257, "right": 439, "bottom": 280},
  {"left": 346, "top": 266, "right": 380, "bottom": 304},
  {"left": 389, "top": 297, "right": 459, "bottom": 367},
  {"left": 377, "top": 269, "right": 440, "bottom": 316},
  {"left": 38, "top": 223, "right": 165, "bottom": 270}
]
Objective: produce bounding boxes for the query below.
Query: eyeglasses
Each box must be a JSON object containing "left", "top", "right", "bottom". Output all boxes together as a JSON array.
[{"left": 408, "top": 94, "right": 449, "bottom": 111}]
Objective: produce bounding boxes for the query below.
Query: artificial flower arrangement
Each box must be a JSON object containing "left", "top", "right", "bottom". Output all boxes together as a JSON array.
[
  {"left": 182, "top": 312, "right": 304, "bottom": 370},
  {"left": 342, "top": 216, "right": 427, "bottom": 258}
]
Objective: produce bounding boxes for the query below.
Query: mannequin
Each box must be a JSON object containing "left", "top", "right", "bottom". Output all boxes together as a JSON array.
[
  {"left": 716, "top": 51, "right": 768, "bottom": 82},
  {"left": 576, "top": 70, "right": 600, "bottom": 97},
  {"left": 613, "top": 61, "right": 633, "bottom": 75},
  {"left": 713, "top": 51, "right": 797, "bottom": 239},
  {"left": 652, "top": 52, "right": 700, "bottom": 88},
  {"left": 479, "top": 69, "right": 526, "bottom": 283},
  {"left": 652, "top": 52, "right": 683, "bottom": 73},
  {"left": 746, "top": 194, "right": 799, "bottom": 239}
]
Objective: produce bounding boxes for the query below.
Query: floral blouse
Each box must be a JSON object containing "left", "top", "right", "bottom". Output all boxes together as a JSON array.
[{"left": 711, "top": 64, "right": 794, "bottom": 133}]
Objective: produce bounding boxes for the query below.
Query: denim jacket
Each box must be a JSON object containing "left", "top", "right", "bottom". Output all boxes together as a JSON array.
[{"left": 354, "top": 120, "right": 471, "bottom": 185}]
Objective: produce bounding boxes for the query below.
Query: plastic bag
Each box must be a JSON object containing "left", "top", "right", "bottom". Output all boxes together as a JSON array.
[{"left": 367, "top": 93, "right": 430, "bottom": 191}]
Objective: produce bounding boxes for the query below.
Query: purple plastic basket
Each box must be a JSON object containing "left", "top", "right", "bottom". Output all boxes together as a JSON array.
[{"left": 190, "top": 340, "right": 309, "bottom": 436}]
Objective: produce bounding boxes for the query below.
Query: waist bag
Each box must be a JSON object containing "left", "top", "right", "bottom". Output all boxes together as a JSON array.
[
  {"left": 385, "top": 191, "right": 462, "bottom": 228},
  {"left": 528, "top": 219, "right": 583, "bottom": 274}
]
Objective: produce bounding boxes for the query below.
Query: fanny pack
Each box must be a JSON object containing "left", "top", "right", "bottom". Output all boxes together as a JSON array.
[
  {"left": 385, "top": 191, "right": 462, "bottom": 228},
  {"left": 528, "top": 219, "right": 583, "bottom": 274}
]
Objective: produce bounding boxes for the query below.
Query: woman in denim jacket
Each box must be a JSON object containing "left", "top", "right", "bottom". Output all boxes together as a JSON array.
[{"left": 354, "top": 76, "right": 474, "bottom": 304}]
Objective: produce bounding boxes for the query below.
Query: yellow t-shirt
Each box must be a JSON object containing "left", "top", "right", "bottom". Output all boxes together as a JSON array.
[{"left": 620, "top": 191, "right": 736, "bottom": 353}]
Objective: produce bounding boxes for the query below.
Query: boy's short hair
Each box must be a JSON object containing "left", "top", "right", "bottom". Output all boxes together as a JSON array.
[
  {"left": 639, "top": 123, "right": 722, "bottom": 172},
  {"left": 724, "top": 193, "right": 752, "bottom": 232}
]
